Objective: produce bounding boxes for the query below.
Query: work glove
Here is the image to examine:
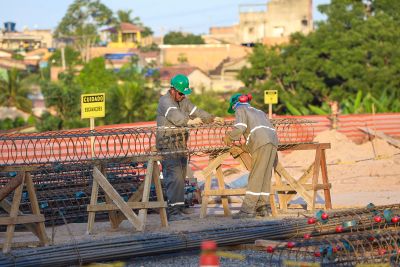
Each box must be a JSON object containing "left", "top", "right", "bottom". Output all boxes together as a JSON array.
[
  {"left": 213, "top": 117, "right": 225, "bottom": 125},
  {"left": 187, "top": 117, "right": 203, "bottom": 126},
  {"left": 223, "top": 134, "right": 232, "bottom": 146}
]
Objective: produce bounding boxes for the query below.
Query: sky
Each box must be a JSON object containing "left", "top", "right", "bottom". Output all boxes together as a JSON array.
[{"left": 0, "top": 0, "right": 330, "bottom": 36}]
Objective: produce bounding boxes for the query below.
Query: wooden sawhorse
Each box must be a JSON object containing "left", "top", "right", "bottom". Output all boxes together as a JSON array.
[
  {"left": 200, "top": 148, "right": 277, "bottom": 218},
  {"left": 0, "top": 167, "right": 48, "bottom": 253},
  {"left": 86, "top": 156, "right": 168, "bottom": 233},
  {"left": 272, "top": 143, "right": 332, "bottom": 213},
  {"left": 200, "top": 143, "right": 333, "bottom": 217}
]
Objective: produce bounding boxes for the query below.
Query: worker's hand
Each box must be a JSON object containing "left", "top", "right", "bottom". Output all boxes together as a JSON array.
[
  {"left": 230, "top": 146, "right": 243, "bottom": 158},
  {"left": 223, "top": 134, "right": 232, "bottom": 146},
  {"left": 213, "top": 117, "right": 225, "bottom": 125},
  {"left": 187, "top": 117, "right": 203, "bottom": 126}
]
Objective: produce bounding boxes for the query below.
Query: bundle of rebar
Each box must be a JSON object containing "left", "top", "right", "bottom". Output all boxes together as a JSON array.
[{"left": 0, "top": 204, "right": 398, "bottom": 266}]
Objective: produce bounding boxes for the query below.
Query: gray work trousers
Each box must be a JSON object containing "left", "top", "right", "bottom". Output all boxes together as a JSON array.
[
  {"left": 161, "top": 155, "right": 187, "bottom": 215},
  {"left": 241, "top": 143, "right": 277, "bottom": 213}
]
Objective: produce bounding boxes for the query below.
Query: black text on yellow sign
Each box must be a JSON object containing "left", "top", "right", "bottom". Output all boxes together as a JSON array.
[
  {"left": 264, "top": 90, "right": 278, "bottom": 104},
  {"left": 81, "top": 93, "right": 105, "bottom": 119}
]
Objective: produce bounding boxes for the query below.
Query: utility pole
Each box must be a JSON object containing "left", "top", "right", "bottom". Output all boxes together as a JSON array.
[{"left": 60, "top": 43, "right": 66, "bottom": 70}]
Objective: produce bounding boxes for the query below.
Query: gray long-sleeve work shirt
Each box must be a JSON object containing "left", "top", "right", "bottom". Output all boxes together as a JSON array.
[
  {"left": 228, "top": 104, "right": 278, "bottom": 153},
  {"left": 156, "top": 92, "right": 214, "bottom": 151}
]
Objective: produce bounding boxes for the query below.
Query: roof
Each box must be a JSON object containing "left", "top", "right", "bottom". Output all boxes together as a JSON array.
[
  {"left": 102, "top": 22, "right": 144, "bottom": 33},
  {"left": 159, "top": 66, "right": 199, "bottom": 82},
  {"left": 0, "top": 58, "right": 27, "bottom": 70}
]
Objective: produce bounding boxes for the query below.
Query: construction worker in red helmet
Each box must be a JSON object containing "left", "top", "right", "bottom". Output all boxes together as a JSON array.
[
  {"left": 156, "top": 74, "right": 224, "bottom": 221},
  {"left": 224, "top": 92, "right": 278, "bottom": 219}
]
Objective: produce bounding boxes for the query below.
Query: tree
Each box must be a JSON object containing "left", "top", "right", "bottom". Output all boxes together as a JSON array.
[
  {"left": 105, "top": 57, "right": 159, "bottom": 123},
  {"left": 54, "top": 0, "right": 114, "bottom": 62},
  {"left": 39, "top": 72, "right": 85, "bottom": 131},
  {"left": 238, "top": 0, "right": 400, "bottom": 114},
  {"left": 0, "top": 69, "right": 33, "bottom": 113},
  {"left": 115, "top": 9, "right": 153, "bottom": 38},
  {"left": 75, "top": 57, "right": 117, "bottom": 93},
  {"left": 48, "top": 46, "right": 82, "bottom": 67},
  {"left": 164, "top": 31, "right": 205, "bottom": 45}
]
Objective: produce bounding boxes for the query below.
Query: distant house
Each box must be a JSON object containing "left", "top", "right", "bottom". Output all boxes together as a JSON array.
[
  {"left": 159, "top": 65, "right": 211, "bottom": 93},
  {"left": 0, "top": 48, "right": 12, "bottom": 58},
  {"left": 209, "top": 57, "right": 247, "bottom": 92},
  {"left": 101, "top": 23, "right": 144, "bottom": 49},
  {"left": 0, "top": 25, "right": 53, "bottom": 50}
]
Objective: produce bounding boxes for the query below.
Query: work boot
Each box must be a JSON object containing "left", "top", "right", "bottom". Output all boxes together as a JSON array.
[
  {"left": 180, "top": 206, "right": 194, "bottom": 214},
  {"left": 168, "top": 212, "right": 190, "bottom": 221},
  {"left": 167, "top": 207, "right": 190, "bottom": 221},
  {"left": 256, "top": 205, "right": 272, "bottom": 217},
  {"left": 232, "top": 210, "right": 256, "bottom": 219}
]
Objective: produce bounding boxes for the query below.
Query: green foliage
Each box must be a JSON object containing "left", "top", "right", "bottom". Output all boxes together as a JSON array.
[
  {"left": 139, "top": 43, "right": 160, "bottom": 53},
  {"left": 189, "top": 91, "right": 230, "bottom": 117},
  {"left": 75, "top": 57, "right": 117, "bottom": 93},
  {"left": 0, "top": 69, "right": 32, "bottom": 113},
  {"left": 48, "top": 46, "right": 82, "bottom": 67},
  {"left": 163, "top": 31, "right": 205, "bottom": 45},
  {"left": 36, "top": 112, "right": 63, "bottom": 132},
  {"left": 12, "top": 54, "right": 24, "bottom": 60},
  {"left": 39, "top": 73, "right": 84, "bottom": 131},
  {"left": 54, "top": 0, "right": 114, "bottom": 62},
  {"left": 0, "top": 117, "right": 28, "bottom": 130},
  {"left": 238, "top": 0, "right": 400, "bottom": 114}
]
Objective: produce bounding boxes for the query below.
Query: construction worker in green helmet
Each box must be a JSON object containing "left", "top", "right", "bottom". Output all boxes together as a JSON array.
[
  {"left": 223, "top": 92, "right": 278, "bottom": 219},
  {"left": 156, "top": 74, "right": 224, "bottom": 221}
]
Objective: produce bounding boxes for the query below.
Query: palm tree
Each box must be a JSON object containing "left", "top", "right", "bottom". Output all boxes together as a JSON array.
[{"left": 0, "top": 69, "right": 32, "bottom": 113}]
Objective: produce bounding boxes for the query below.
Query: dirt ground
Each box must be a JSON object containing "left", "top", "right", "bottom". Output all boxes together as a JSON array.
[{"left": 2, "top": 129, "right": 400, "bottom": 250}]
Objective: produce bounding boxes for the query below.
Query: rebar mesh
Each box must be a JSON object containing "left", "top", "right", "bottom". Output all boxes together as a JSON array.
[{"left": 0, "top": 119, "right": 315, "bottom": 166}]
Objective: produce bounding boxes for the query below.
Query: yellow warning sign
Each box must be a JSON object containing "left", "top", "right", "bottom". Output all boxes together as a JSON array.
[
  {"left": 81, "top": 93, "right": 105, "bottom": 119},
  {"left": 264, "top": 90, "right": 278, "bottom": 104}
]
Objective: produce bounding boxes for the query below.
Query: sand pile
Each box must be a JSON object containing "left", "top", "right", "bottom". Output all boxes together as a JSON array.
[
  {"left": 281, "top": 129, "right": 399, "bottom": 166},
  {"left": 279, "top": 129, "right": 400, "bottom": 207}
]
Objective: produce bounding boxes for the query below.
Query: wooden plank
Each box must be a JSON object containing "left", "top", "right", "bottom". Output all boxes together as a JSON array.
[
  {"left": 0, "top": 199, "right": 39, "bottom": 237},
  {"left": 200, "top": 174, "right": 211, "bottom": 218},
  {"left": 92, "top": 166, "right": 143, "bottom": 231},
  {"left": 216, "top": 164, "right": 231, "bottom": 216},
  {"left": 269, "top": 194, "right": 278, "bottom": 217},
  {"left": 0, "top": 171, "right": 24, "bottom": 202},
  {"left": 274, "top": 169, "right": 287, "bottom": 212},
  {"left": 283, "top": 163, "right": 314, "bottom": 203},
  {"left": 273, "top": 184, "right": 331, "bottom": 191},
  {"left": 279, "top": 143, "right": 331, "bottom": 151},
  {"left": 3, "top": 173, "right": 25, "bottom": 253},
  {"left": 138, "top": 160, "right": 153, "bottom": 229},
  {"left": 275, "top": 163, "right": 313, "bottom": 207},
  {"left": 25, "top": 172, "right": 48, "bottom": 246},
  {"left": 311, "top": 147, "right": 322, "bottom": 212},
  {"left": 204, "top": 189, "right": 246, "bottom": 196},
  {"left": 87, "top": 201, "right": 168, "bottom": 211},
  {"left": 202, "top": 152, "right": 230, "bottom": 178},
  {"left": 0, "top": 215, "right": 45, "bottom": 225},
  {"left": 359, "top": 127, "right": 400, "bottom": 149},
  {"left": 114, "top": 182, "right": 145, "bottom": 225},
  {"left": 86, "top": 178, "right": 99, "bottom": 235},
  {"left": 320, "top": 149, "right": 332, "bottom": 209},
  {"left": 152, "top": 161, "right": 168, "bottom": 227}
]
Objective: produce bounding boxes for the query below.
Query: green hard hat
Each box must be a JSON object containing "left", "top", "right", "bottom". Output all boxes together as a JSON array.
[
  {"left": 170, "top": 74, "right": 192, "bottom": 95},
  {"left": 227, "top": 93, "right": 242, "bottom": 114}
]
